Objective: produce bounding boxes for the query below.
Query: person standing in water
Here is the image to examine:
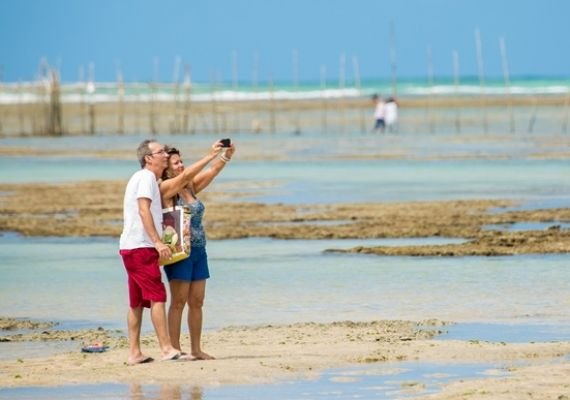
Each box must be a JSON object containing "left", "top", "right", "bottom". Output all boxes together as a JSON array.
[
  {"left": 161, "top": 140, "right": 236, "bottom": 360},
  {"left": 119, "top": 139, "right": 181, "bottom": 365},
  {"left": 372, "top": 94, "right": 386, "bottom": 133}
]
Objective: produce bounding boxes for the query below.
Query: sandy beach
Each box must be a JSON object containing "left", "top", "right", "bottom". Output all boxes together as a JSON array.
[{"left": 1, "top": 317, "right": 570, "bottom": 399}]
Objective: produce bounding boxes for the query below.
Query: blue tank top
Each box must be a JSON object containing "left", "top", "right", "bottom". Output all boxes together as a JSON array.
[{"left": 177, "top": 192, "right": 206, "bottom": 248}]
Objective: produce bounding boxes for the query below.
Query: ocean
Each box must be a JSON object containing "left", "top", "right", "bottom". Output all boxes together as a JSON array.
[{"left": 0, "top": 76, "right": 569, "bottom": 105}]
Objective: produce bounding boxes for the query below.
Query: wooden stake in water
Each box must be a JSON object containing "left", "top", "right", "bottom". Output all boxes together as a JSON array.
[
  {"left": 209, "top": 70, "right": 219, "bottom": 134},
  {"left": 339, "top": 52, "right": 346, "bottom": 133},
  {"left": 116, "top": 64, "right": 125, "bottom": 135},
  {"left": 268, "top": 73, "right": 276, "bottom": 134},
  {"left": 320, "top": 64, "right": 328, "bottom": 134},
  {"left": 426, "top": 46, "right": 435, "bottom": 134},
  {"left": 474, "top": 28, "right": 488, "bottom": 133},
  {"left": 292, "top": 48, "right": 301, "bottom": 134},
  {"left": 452, "top": 50, "right": 461, "bottom": 133},
  {"left": 87, "top": 62, "right": 96, "bottom": 135},
  {"left": 232, "top": 50, "right": 240, "bottom": 134},
  {"left": 39, "top": 58, "right": 50, "bottom": 135},
  {"left": 563, "top": 85, "right": 570, "bottom": 133},
  {"left": 149, "top": 57, "right": 159, "bottom": 135},
  {"left": 182, "top": 65, "right": 193, "bottom": 134},
  {"left": 78, "top": 65, "right": 86, "bottom": 134},
  {"left": 18, "top": 79, "right": 25, "bottom": 135},
  {"left": 172, "top": 56, "right": 181, "bottom": 134},
  {"left": 49, "top": 69, "right": 63, "bottom": 136},
  {"left": 352, "top": 56, "right": 366, "bottom": 133},
  {"left": 499, "top": 36, "right": 515, "bottom": 133}
]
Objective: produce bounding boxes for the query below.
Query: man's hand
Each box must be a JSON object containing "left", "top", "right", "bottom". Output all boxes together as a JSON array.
[{"left": 155, "top": 241, "right": 172, "bottom": 260}]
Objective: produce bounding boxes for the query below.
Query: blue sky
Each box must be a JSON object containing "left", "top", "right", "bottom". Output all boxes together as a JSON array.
[{"left": 1, "top": 0, "right": 569, "bottom": 83}]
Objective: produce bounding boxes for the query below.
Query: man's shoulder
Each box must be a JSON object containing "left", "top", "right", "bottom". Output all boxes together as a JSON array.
[{"left": 129, "top": 168, "right": 155, "bottom": 182}]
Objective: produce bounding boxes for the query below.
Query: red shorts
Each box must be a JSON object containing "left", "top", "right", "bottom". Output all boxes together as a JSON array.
[{"left": 120, "top": 248, "right": 167, "bottom": 308}]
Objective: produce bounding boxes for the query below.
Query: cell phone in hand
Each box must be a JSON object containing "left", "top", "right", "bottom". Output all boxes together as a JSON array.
[{"left": 220, "top": 138, "right": 231, "bottom": 148}]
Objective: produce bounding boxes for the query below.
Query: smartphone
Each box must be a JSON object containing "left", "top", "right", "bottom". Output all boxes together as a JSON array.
[{"left": 220, "top": 138, "right": 231, "bottom": 148}]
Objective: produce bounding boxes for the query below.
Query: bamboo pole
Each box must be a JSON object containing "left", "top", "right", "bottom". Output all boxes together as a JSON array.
[
  {"left": 320, "top": 64, "right": 328, "bottom": 134},
  {"left": 563, "top": 86, "right": 570, "bottom": 133},
  {"left": 48, "top": 69, "right": 63, "bottom": 136},
  {"left": 172, "top": 56, "right": 181, "bottom": 134},
  {"left": 426, "top": 46, "right": 435, "bottom": 133},
  {"left": 292, "top": 48, "right": 301, "bottom": 134},
  {"left": 475, "top": 28, "right": 488, "bottom": 133},
  {"left": 17, "top": 80, "right": 25, "bottom": 135},
  {"left": 252, "top": 52, "right": 261, "bottom": 132},
  {"left": 218, "top": 71, "right": 227, "bottom": 134},
  {"left": 182, "top": 65, "right": 193, "bottom": 133},
  {"left": 338, "top": 52, "right": 346, "bottom": 133},
  {"left": 209, "top": 71, "right": 219, "bottom": 134},
  {"left": 499, "top": 36, "right": 515, "bottom": 133},
  {"left": 232, "top": 50, "right": 240, "bottom": 133},
  {"left": 134, "top": 81, "right": 140, "bottom": 134},
  {"left": 40, "top": 58, "right": 50, "bottom": 135},
  {"left": 87, "top": 62, "right": 95, "bottom": 135},
  {"left": 149, "top": 57, "right": 159, "bottom": 135},
  {"left": 268, "top": 73, "right": 276, "bottom": 134},
  {"left": 78, "top": 65, "right": 86, "bottom": 135},
  {"left": 352, "top": 56, "right": 366, "bottom": 133},
  {"left": 452, "top": 50, "right": 461, "bottom": 133},
  {"left": 528, "top": 96, "right": 538, "bottom": 133},
  {"left": 117, "top": 65, "right": 125, "bottom": 135}
]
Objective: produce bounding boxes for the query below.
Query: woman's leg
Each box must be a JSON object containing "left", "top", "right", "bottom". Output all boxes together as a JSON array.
[
  {"left": 187, "top": 279, "right": 214, "bottom": 359},
  {"left": 168, "top": 280, "right": 190, "bottom": 351}
]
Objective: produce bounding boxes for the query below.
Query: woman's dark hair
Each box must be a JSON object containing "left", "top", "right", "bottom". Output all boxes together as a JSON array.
[{"left": 161, "top": 145, "right": 181, "bottom": 180}]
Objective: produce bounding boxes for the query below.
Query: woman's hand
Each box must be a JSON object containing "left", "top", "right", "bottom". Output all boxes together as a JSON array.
[
  {"left": 224, "top": 142, "right": 236, "bottom": 159},
  {"left": 210, "top": 140, "right": 224, "bottom": 159}
]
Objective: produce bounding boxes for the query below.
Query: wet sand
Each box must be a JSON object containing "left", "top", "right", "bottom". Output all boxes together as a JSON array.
[
  {"left": 1, "top": 180, "right": 570, "bottom": 256},
  {"left": 1, "top": 318, "right": 570, "bottom": 400}
]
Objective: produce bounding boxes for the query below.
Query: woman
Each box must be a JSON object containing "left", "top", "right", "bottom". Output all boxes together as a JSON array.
[{"left": 162, "top": 140, "right": 236, "bottom": 360}]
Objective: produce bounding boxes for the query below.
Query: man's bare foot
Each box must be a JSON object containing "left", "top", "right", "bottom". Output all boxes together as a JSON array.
[{"left": 191, "top": 351, "right": 215, "bottom": 360}]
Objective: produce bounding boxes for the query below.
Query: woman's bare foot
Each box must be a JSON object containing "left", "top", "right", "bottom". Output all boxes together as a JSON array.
[
  {"left": 160, "top": 349, "right": 181, "bottom": 361},
  {"left": 127, "top": 355, "right": 155, "bottom": 365},
  {"left": 191, "top": 351, "right": 215, "bottom": 360}
]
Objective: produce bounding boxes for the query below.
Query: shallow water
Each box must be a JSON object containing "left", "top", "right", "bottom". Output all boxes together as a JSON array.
[
  {"left": 440, "top": 322, "right": 570, "bottom": 343},
  {"left": 0, "top": 361, "right": 506, "bottom": 400},
  {"left": 483, "top": 221, "right": 570, "bottom": 232},
  {"left": 2, "top": 234, "right": 569, "bottom": 336},
  {"left": 2, "top": 132, "right": 570, "bottom": 206}
]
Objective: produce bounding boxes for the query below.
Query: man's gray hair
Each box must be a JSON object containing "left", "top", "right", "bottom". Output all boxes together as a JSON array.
[{"left": 137, "top": 139, "right": 156, "bottom": 168}]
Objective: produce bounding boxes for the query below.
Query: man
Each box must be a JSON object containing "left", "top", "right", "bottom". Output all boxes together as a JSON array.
[{"left": 119, "top": 139, "right": 181, "bottom": 365}]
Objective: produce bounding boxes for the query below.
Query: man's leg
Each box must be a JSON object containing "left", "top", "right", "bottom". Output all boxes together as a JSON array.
[
  {"left": 150, "top": 300, "right": 180, "bottom": 360},
  {"left": 127, "top": 306, "right": 147, "bottom": 364}
]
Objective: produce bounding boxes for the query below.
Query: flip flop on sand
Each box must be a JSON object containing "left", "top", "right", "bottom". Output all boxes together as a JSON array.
[
  {"left": 81, "top": 343, "right": 109, "bottom": 353},
  {"left": 127, "top": 356, "right": 154, "bottom": 365},
  {"left": 178, "top": 354, "right": 197, "bottom": 361},
  {"left": 161, "top": 352, "right": 181, "bottom": 362}
]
